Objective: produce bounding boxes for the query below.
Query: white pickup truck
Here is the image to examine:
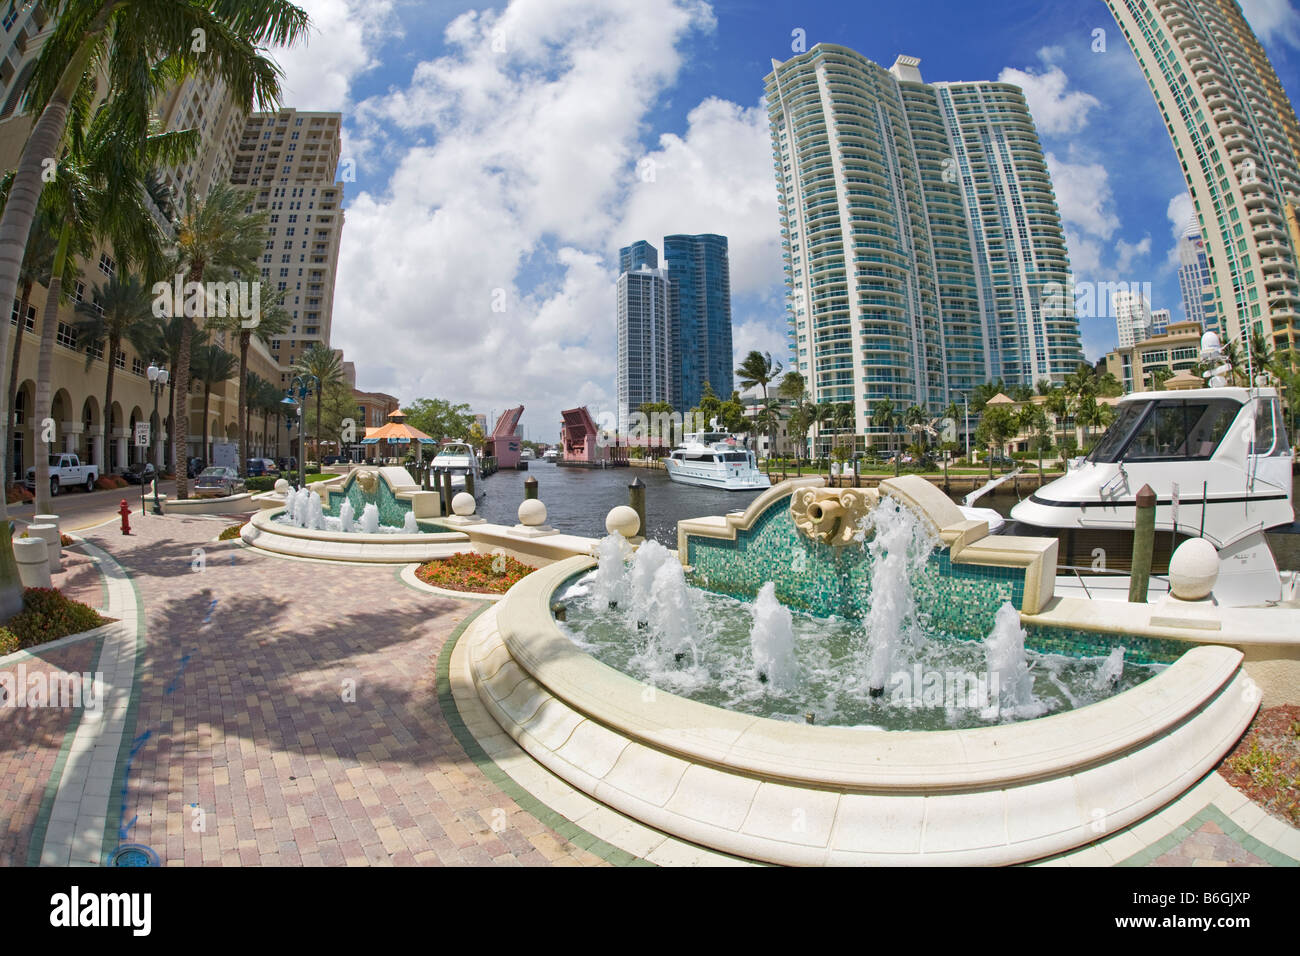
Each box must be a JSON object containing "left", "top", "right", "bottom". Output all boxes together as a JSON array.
[{"left": 26, "top": 453, "right": 99, "bottom": 496}]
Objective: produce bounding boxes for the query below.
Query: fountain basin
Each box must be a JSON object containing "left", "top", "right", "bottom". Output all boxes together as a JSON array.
[
  {"left": 467, "top": 556, "right": 1258, "bottom": 864},
  {"left": 241, "top": 506, "right": 471, "bottom": 563}
]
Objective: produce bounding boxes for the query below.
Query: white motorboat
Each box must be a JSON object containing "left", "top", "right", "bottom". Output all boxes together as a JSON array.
[
  {"left": 665, "top": 432, "right": 772, "bottom": 491},
  {"left": 542, "top": 448, "right": 559, "bottom": 463},
  {"left": 429, "top": 441, "right": 486, "bottom": 499},
  {"left": 1010, "top": 383, "right": 1293, "bottom": 605}
]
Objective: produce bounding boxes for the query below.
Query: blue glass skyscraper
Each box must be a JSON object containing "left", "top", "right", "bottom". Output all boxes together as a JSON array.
[{"left": 663, "top": 234, "right": 733, "bottom": 411}]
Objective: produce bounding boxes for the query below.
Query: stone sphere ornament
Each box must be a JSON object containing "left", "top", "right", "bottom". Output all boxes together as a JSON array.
[
  {"left": 452, "top": 492, "right": 477, "bottom": 517},
  {"left": 1168, "top": 538, "right": 1219, "bottom": 601},
  {"left": 274, "top": 478, "right": 289, "bottom": 494},
  {"left": 605, "top": 505, "right": 640, "bottom": 537},
  {"left": 518, "top": 499, "right": 548, "bottom": 527}
]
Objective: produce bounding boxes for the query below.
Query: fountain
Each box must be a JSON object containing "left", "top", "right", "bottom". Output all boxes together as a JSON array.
[{"left": 456, "top": 474, "right": 1268, "bottom": 865}]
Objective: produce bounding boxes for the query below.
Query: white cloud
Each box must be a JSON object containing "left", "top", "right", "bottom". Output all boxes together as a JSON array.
[
  {"left": 1164, "top": 191, "right": 1195, "bottom": 267},
  {"left": 1115, "top": 236, "right": 1151, "bottom": 274},
  {"left": 1047, "top": 153, "right": 1120, "bottom": 239},
  {"left": 1241, "top": 0, "right": 1300, "bottom": 47},
  {"left": 998, "top": 57, "right": 1101, "bottom": 136},
  {"left": 272, "top": 0, "right": 399, "bottom": 111},
  {"left": 323, "top": 0, "right": 726, "bottom": 438},
  {"left": 617, "top": 97, "right": 780, "bottom": 297}
]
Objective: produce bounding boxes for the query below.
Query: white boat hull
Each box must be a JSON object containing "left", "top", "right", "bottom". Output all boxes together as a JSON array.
[{"left": 664, "top": 461, "right": 771, "bottom": 491}]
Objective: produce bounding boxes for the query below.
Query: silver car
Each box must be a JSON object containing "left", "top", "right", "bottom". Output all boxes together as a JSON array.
[{"left": 194, "top": 466, "right": 246, "bottom": 498}]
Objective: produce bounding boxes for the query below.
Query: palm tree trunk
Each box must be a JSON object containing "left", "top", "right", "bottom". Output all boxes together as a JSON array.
[
  {"left": 0, "top": 31, "right": 106, "bottom": 603},
  {"left": 103, "top": 333, "right": 118, "bottom": 471},
  {"left": 171, "top": 264, "right": 203, "bottom": 499},
  {"left": 237, "top": 330, "right": 250, "bottom": 476},
  {"left": 33, "top": 224, "right": 71, "bottom": 515},
  {"left": 5, "top": 279, "right": 32, "bottom": 490}
]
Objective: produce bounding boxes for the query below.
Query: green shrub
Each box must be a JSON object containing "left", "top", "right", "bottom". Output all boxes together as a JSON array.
[
  {"left": 218, "top": 524, "right": 245, "bottom": 541},
  {"left": 246, "top": 476, "right": 277, "bottom": 492},
  {"left": 0, "top": 627, "right": 18, "bottom": 656},
  {"left": 5, "top": 588, "right": 109, "bottom": 649}
]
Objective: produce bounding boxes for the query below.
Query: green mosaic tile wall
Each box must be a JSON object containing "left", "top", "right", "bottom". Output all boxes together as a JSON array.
[
  {"left": 685, "top": 499, "right": 1024, "bottom": 639},
  {"left": 326, "top": 473, "right": 413, "bottom": 528},
  {"left": 683, "top": 494, "right": 1185, "bottom": 664}
]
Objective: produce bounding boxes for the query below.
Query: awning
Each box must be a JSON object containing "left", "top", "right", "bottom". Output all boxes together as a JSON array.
[{"left": 360, "top": 438, "right": 380, "bottom": 445}]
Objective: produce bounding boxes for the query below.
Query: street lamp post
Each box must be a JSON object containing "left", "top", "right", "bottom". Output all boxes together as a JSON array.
[
  {"left": 282, "top": 372, "right": 319, "bottom": 489},
  {"left": 147, "top": 362, "right": 169, "bottom": 515},
  {"left": 963, "top": 397, "right": 970, "bottom": 461}
]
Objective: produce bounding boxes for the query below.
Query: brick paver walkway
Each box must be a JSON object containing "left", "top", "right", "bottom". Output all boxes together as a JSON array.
[{"left": 66, "top": 513, "right": 605, "bottom": 866}]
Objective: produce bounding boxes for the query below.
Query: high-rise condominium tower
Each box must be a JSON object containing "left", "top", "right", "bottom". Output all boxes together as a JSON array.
[
  {"left": 663, "top": 234, "right": 733, "bottom": 410},
  {"left": 615, "top": 265, "right": 673, "bottom": 433},
  {"left": 766, "top": 45, "right": 1081, "bottom": 444},
  {"left": 1115, "top": 290, "right": 1155, "bottom": 347},
  {"left": 1177, "top": 219, "right": 1219, "bottom": 331},
  {"left": 1105, "top": 0, "right": 1300, "bottom": 358},
  {"left": 230, "top": 109, "right": 346, "bottom": 381}
]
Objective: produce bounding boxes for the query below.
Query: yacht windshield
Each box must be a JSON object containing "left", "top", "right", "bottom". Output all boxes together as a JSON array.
[
  {"left": 1086, "top": 403, "right": 1148, "bottom": 463},
  {"left": 1096, "top": 398, "right": 1241, "bottom": 463}
]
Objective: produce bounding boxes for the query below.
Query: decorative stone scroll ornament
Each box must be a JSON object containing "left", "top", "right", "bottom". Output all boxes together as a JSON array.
[{"left": 789, "top": 487, "right": 881, "bottom": 547}]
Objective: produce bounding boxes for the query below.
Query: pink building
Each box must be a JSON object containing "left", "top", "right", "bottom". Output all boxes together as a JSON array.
[{"left": 484, "top": 405, "right": 524, "bottom": 469}]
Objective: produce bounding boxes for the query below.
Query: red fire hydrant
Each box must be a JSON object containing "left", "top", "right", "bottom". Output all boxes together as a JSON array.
[{"left": 119, "top": 499, "right": 132, "bottom": 536}]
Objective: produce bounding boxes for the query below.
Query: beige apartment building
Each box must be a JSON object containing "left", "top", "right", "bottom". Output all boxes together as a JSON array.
[
  {"left": 1105, "top": 320, "right": 1204, "bottom": 393},
  {"left": 1105, "top": 0, "right": 1300, "bottom": 361},
  {"left": 0, "top": 18, "right": 336, "bottom": 479},
  {"left": 230, "top": 109, "right": 345, "bottom": 379}
]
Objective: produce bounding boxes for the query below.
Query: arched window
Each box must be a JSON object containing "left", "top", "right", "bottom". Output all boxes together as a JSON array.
[{"left": 0, "top": 60, "right": 36, "bottom": 121}]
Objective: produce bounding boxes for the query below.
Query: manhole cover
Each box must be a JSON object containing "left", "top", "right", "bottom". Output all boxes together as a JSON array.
[{"left": 107, "top": 844, "right": 160, "bottom": 867}]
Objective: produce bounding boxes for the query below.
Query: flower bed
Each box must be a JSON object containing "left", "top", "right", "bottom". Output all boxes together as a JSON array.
[
  {"left": 218, "top": 523, "right": 246, "bottom": 541},
  {"left": 6, "top": 485, "right": 33, "bottom": 505},
  {"left": 0, "top": 588, "right": 112, "bottom": 655},
  {"left": 95, "top": 475, "right": 129, "bottom": 490},
  {"left": 1219, "top": 705, "right": 1300, "bottom": 827},
  {"left": 415, "top": 551, "right": 535, "bottom": 595}
]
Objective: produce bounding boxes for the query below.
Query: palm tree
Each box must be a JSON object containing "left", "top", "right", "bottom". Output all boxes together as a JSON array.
[
  {"left": 871, "top": 399, "right": 898, "bottom": 474},
  {"left": 292, "top": 342, "right": 345, "bottom": 462},
  {"left": 809, "top": 401, "right": 835, "bottom": 465},
  {"left": 29, "top": 99, "right": 190, "bottom": 513},
  {"left": 736, "top": 350, "right": 783, "bottom": 403},
  {"left": 207, "top": 286, "right": 288, "bottom": 475},
  {"left": 170, "top": 182, "right": 267, "bottom": 497},
  {"left": 777, "top": 369, "right": 805, "bottom": 402},
  {"left": 832, "top": 402, "right": 855, "bottom": 459},
  {"left": 247, "top": 373, "right": 280, "bottom": 458},
  {"left": 72, "top": 274, "right": 156, "bottom": 471},
  {"left": 750, "top": 400, "right": 782, "bottom": 475},
  {"left": 189, "top": 343, "right": 238, "bottom": 463},
  {"left": 903, "top": 404, "right": 930, "bottom": 457}
]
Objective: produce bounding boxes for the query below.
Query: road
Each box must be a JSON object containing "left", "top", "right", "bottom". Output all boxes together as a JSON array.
[{"left": 6, "top": 480, "right": 182, "bottom": 532}]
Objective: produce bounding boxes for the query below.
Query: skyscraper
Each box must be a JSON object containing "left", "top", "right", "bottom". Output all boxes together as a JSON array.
[
  {"left": 1105, "top": 0, "right": 1300, "bottom": 359},
  {"left": 1177, "top": 219, "right": 1219, "bottom": 332},
  {"left": 1150, "top": 308, "right": 1171, "bottom": 337},
  {"left": 230, "top": 109, "right": 346, "bottom": 381},
  {"left": 765, "top": 45, "right": 1082, "bottom": 446},
  {"left": 1115, "top": 290, "right": 1154, "bottom": 347},
  {"left": 664, "top": 234, "right": 733, "bottom": 410},
  {"left": 615, "top": 264, "right": 672, "bottom": 433}
]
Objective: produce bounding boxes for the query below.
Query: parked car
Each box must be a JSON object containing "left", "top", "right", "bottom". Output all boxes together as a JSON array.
[
  {"left": 276, "top": 456, "right": 297, "bottom": 473},
  {"left": 246, "top": 458, "right": 278, "bottom": 477},
  {"left": 118, "top": 462, "right": 157, "bottom": 485},
  {"left": 194, "top": 466, "right": 246, "bottom": 499},
  {"left": 186, "top": 457, "right": 206, "bottom": 479},
  {"left": 26, "top": 453, "right": 99, "bottom": 496},
  {"left": 321, "top": 455, "right": 347, "bottom": 466}
]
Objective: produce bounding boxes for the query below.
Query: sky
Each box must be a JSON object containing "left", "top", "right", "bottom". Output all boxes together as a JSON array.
[{"left": 268, "top": 0, "right": 1300, "bottom": 442}]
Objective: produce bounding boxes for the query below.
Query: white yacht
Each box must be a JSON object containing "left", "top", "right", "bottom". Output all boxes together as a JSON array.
[
  {"left": 542, "top": 447, "right": 559, "bottom": 463},
  {"left": 665, "top": 432, "right": 771, "bottom": 491},
  {"left": 1010, "top": 384, "right": 1293, "bottom": 605},
  {"left": 429, "top": 441, "right": 486, "bottom": 499}
]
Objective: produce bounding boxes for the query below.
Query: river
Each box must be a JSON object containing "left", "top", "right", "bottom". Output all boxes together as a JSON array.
[{"left": 476, "top": 461, "right": 1299, "bottom": 571}]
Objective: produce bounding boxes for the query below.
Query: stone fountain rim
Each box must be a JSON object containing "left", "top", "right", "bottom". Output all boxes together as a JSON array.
[
  {"left": 249, "top": 504, "right": 466, "bottom": 545},
  {"left": 492, "top": 554, "right": 1250, "bottom": 793}
]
